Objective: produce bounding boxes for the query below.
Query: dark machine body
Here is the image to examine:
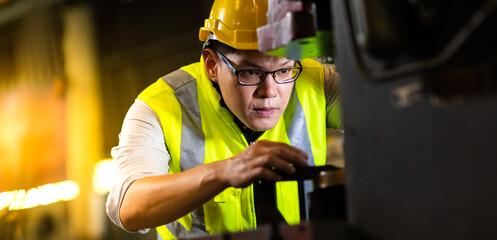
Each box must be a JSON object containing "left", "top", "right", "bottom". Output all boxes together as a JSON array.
[{"left": 333, "top": 0, "right": 497, "bottom": 239}]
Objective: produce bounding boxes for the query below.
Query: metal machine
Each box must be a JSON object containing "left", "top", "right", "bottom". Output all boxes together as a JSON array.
[{"left": 334, "top": 0, "right": 497, "bottom": 239}]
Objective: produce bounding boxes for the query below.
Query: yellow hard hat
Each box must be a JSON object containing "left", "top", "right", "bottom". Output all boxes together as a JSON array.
[{"left": 199, "top": 0, "right": 268, "bottom": 50}]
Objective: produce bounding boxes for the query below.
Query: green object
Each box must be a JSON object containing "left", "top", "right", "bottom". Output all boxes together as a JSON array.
[{"left": 265, "top": 30, "right": 334, "bottom": 62}]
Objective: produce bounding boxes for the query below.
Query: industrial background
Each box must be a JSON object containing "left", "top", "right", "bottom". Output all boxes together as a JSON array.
[
  {"left": 2, "top": 0, "right": 497, "bottom": 239},
  {"left": 0, "top": 0, "right": 214, "bottom": 239}
]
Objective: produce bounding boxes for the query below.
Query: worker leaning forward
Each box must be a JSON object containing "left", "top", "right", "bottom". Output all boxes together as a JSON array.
[{"left": 106, "top": 0, "right": 342, "bottom": 239}]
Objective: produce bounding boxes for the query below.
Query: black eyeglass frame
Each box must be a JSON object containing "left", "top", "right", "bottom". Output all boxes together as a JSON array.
[{"left": 215, "top": 51, "right": 303, "bottom": 86}]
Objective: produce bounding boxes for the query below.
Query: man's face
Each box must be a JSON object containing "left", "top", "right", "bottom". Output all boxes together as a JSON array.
[{"left": 213, "top": 50, "right": 296, "bottom": 131}]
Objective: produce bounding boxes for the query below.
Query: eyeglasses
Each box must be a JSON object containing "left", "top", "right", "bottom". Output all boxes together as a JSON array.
[{"left": 215, "top": 51, "right": 303, "bottom": 86}]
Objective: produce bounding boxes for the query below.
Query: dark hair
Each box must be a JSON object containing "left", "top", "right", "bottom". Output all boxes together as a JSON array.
[{"left": 204, "top": 40, "right": 238, "bottom": 55}]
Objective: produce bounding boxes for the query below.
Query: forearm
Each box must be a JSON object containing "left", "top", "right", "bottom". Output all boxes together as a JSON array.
[
  {"left": 118, "top": 140, "right": 309, "bottom": 231},
  {"left": 119, "top": 161, "right": 228, "bottom": 231}
]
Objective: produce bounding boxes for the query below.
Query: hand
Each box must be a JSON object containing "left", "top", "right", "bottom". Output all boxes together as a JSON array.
[{"left": 215, "top": 140, "right": 309, "bottom": 188}]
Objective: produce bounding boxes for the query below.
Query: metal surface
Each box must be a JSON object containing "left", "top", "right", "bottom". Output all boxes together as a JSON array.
[
  {"left": 334, "top": 0, "right": 497, "bottom": 239},
  {"left": 257, "top": 0, "right": 334, "bottom": 60},
  {"left": 278, "top": 165, "right": 339, "bottom": 181},
  {"left": 342, "top": 0, "right": 497, "bottom": 83},
  {"left": 257, "top": 0, "right": 315, "bottom": 52},
  {"left": 315, "top": 169, "right": 345, "bottom": 189}
]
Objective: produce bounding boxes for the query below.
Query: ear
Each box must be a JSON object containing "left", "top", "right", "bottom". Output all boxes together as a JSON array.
[{"left": 202, "top": 48, "right": 219, "bottom": 83}]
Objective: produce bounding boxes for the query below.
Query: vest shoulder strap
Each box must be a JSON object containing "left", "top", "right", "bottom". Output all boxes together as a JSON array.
[{"left": 161, "top": 69, "right": 196, "bottom": 91}]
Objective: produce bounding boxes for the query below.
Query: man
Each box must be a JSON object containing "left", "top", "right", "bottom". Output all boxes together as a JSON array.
[{"left": 106, "top": 0, "right": 342, "bottom": 239}]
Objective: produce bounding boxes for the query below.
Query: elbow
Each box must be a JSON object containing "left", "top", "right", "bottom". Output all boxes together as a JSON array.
[
  {"left": 119, "top": 200, "right": 144, "bottom": 231},
  {"left": 118, "top": 179, "right": 150, "bottom": 231},
  {"left": 106, "top": 189, "right": 143, "bottom": 231}
]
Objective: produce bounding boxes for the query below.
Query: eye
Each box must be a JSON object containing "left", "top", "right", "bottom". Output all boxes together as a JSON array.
[
  {"left": 245, "top": 70, "right": 265, "bottom": 78},
  {"left": 247, "top": 70, "right": 259, "bottom": 75},
  {"left": 276, "top": 69, "right": 293, "bottom": 76}
]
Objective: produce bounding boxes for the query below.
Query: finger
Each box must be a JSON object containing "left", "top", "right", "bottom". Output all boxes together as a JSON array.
[
  {"left": 222, "top": 159, "right": 280, "bottom": 187},
  {"left": 260, "top": 155, "right": 297, "bottom": 175},
  {"left": 251, "top": 167, "right": 282, "bottom": 182},
  {"left": 269, "top": 145, "right": 309, "bottom": 167},
  {"left": 254, "top": 140, "right": 309, "bottom": 166}
]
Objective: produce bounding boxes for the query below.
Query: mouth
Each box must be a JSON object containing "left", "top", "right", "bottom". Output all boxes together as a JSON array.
[{"left": 253, "top": 107, "right": 277, "bottom": 117}]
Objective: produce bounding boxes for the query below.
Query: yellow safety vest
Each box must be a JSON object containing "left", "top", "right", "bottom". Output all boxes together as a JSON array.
[{"left": 137, "top": 58, "right": 335, "bottom": 239}]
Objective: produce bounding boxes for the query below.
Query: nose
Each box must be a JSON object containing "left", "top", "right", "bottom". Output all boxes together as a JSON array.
[{"left": 255, "top": 74, "right": 277, "bottom": 98}]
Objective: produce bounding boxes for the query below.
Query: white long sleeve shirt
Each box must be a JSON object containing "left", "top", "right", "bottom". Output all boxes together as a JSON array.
[{"left": 106, "top": 99, "right": 169, "bottom": 233}]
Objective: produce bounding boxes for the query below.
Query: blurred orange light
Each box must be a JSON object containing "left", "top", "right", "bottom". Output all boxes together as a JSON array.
[{"left": 93, "top": 159, "right": 114, "bottom": 194}]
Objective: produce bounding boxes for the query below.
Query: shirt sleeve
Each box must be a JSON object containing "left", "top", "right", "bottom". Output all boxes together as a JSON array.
[
  {"left": 323, "top": 63, "right": 342, "bottom": 129},
  {"left": 105, "top": 99, "right": 171, "bottom": 233}
]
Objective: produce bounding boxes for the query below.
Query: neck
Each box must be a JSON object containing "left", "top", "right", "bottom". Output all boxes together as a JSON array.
[{"left": 212, "top": 81, "right": 264, "bottom": 144}]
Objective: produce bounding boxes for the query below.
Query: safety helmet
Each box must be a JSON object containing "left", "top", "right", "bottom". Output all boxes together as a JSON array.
[{"left": 199, "top": 0, "right": 268, "bottom": 50}]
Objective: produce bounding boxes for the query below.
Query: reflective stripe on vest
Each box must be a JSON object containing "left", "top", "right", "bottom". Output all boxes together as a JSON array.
[{"left": 137, "top": 58, "right": 327, "bottom": 239}]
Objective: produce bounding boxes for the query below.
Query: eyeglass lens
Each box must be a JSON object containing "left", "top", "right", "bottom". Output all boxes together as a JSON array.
[{"left": 238, "top": 67, "right": 301, "bottom": 85}]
